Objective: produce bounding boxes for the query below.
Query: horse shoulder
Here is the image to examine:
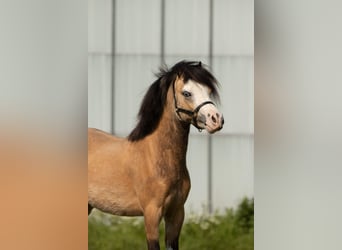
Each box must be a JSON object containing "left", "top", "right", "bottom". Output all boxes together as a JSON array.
[{"left": 88, "top": 128, "right": 128, "bottom": 175}]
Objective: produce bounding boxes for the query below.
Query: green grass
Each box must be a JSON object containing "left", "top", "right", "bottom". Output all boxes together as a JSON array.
[{"left": 89, "top": 198, "right": 254, "bottom": 250}]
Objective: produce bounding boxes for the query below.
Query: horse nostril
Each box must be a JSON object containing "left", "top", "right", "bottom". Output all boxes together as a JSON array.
[
  {"left": 221, "top": 116, "right": 224, "bottom": 125},
  {"left": 211, "top": 115, "right": 217, "bottom": 123}
]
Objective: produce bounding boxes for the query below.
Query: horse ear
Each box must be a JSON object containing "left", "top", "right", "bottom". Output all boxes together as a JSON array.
[{"left": 198, "top": 61, "right": 202, "bottom": 67}]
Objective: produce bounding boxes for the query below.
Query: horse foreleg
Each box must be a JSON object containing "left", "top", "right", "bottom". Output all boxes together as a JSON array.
[
  {"left": 164, "top": 206, "right": 185, "bottom": 250},
  {"left": 143, "top": 204, "right": 162, "bottom": 250}
]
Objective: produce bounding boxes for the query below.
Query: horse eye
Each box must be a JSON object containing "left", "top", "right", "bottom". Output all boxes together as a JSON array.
[{"left": 182, "top": 91, "right": 192, "bottom": 98}]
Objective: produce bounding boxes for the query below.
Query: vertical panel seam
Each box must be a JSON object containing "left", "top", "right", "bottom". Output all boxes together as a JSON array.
[
  {"left": 208, "top": 0, "right": 214, "bottom": 214},
  {"left": 111, "top": 0, "right": 116, "bottom": 134},
  {"left": 161, "top": 0, "right": 166, "bottom": 65}
]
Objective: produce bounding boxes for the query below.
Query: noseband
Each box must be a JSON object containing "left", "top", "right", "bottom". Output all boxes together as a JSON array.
[{"left": 172, "top": 82, "right": 215, "bottom": 130}]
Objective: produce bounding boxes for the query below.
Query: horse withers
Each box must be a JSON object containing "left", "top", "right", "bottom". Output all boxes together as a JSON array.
[{"left": 88, "top": 61, "right": 224, "bottom": 250}]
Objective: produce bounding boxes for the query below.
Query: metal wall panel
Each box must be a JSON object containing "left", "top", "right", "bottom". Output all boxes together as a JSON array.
[
  {"left": 88, "top": 0, "right": 113, "bottom": 133},
  {"left": 165, "top": 0, "right": 210, "bottom": 55},
  {"left": 213, "top": 56, "right": 254, "bottom": 134},
  {"left": 212, "top": 135, "right": 254, "bottom": 210},
  {"left": 213, "top": 0, "right": 254, "bottom": 55},
  {"left": 88, "top": 54, "right": 112, "bottom": 132},
  {"left": 88, "top": 0, "right": 254, "bottom": 212},
  {"left": 116, "top": 0, "right": 161, "bottom": 54},
  {"left": 114, "top": 55, "right": 160, "bottom": 135},
  {"left": 88, "top": 0, "right": 113, "bottom": 53},
  {"left": 185, "top": 135, "right": 209, "bottom": 212}
]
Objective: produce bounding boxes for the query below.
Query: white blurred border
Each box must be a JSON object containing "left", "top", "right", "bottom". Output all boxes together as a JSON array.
[
  {"left": 256, "top": 1, "right": 342, "bottom": 249},
  {"left": 0, "top": 1, "right": 87, "bottom": 249}
]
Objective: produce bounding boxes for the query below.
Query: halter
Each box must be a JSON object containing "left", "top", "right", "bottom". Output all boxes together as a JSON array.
[{"left": 172, "top": 81, "right": 215, "bottom": 131}]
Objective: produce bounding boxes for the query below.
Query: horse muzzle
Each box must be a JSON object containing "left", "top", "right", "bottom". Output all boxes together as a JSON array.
[
  {"left": 204, "top": 113, "right": 224, "bottom": 133},
  {"left": 196, "top": 110, "right": 224, "bottom": 133}
]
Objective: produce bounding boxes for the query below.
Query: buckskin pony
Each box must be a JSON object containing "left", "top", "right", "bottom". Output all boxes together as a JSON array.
[{"left": 88, "top": 60, "right": 224, "bottom": 250}]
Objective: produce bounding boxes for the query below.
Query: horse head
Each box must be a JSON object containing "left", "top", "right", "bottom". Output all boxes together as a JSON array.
[{"left": 172, "top": 63, "right": 224, "bottom": 133}]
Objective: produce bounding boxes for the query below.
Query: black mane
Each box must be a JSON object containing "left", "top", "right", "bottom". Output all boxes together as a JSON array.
[{"left": 128, "top": 60, "right": 220, "bottom": 142}]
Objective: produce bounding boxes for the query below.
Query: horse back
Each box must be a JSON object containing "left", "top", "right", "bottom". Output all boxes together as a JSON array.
[{"left": 88, "top": 128, "right": 122, "bottom": 153}]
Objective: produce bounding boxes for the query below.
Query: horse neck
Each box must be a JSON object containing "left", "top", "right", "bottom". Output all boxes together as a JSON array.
[{"left": 148, "top": 90, "right": 190, "bottom": 173}]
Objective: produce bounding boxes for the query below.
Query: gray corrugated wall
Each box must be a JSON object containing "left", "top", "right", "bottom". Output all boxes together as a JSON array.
[{"left": 88, "top": 0, "right": 254, "bottom": 212}]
